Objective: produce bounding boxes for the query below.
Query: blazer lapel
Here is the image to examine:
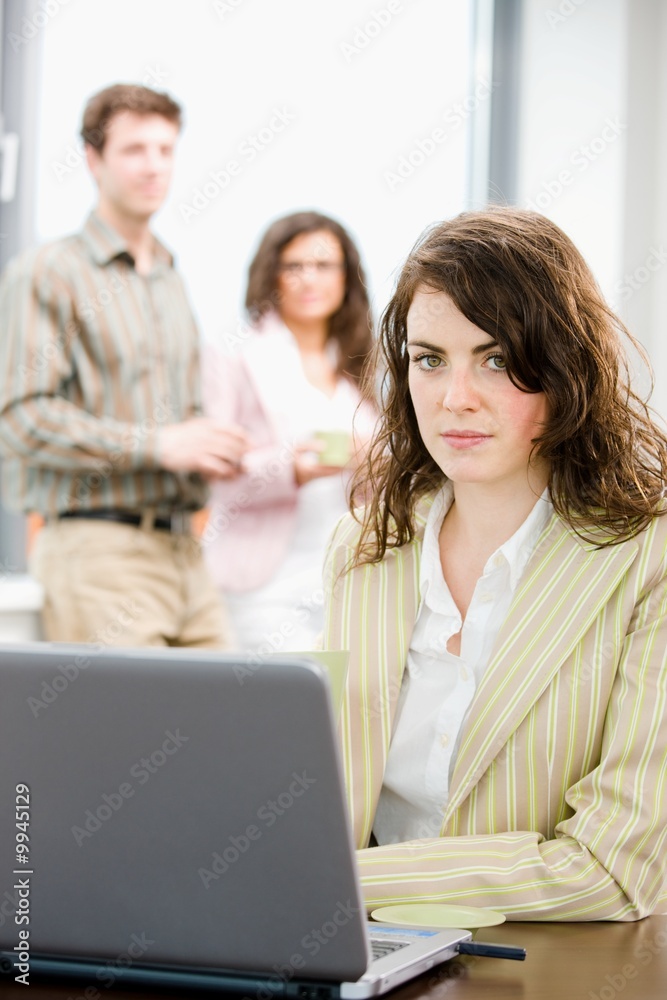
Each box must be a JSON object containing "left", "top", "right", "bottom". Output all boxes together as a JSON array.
[
  {"left": 442, "top": 516, "right": 639, "bottom": 827},
  {"left": 339, "top": 498, "right": 431, "bottom": 847}
]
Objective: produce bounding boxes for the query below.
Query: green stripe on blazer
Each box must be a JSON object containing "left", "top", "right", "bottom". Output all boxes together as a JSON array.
[{"left": 323, "top": 496, "right": 667, "bottom": 920}]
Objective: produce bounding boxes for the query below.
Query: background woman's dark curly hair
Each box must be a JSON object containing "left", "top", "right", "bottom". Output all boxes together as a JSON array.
[
  {"left": 351, "top": 206, "right": 667, "bottom": 564},
  {"left": 245, "top": 210, "right": 373, "bottom": 384}
]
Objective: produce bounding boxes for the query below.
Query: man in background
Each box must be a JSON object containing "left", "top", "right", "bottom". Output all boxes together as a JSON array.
[{"left": 0, "top": 84, "right": 247, "bottom": 647}]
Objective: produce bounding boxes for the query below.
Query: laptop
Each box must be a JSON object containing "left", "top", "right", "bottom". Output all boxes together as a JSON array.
[{"left": 0, "top": 644, "right": 472, "bottom": 996}]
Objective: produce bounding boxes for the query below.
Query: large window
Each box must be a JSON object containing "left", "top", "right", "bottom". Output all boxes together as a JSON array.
[{"left": 35, "top": 0, "right": 477, "bottom": 344}]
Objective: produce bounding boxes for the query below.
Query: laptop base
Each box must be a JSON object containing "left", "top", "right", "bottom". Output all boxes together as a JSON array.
[{"left": 1, "top": 952, "right": 342, "bottom": 998}]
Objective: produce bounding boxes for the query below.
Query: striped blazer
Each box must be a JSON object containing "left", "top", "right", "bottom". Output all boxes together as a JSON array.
[{"left": 323, "top": 495, "right": 667, "bottom": 920}]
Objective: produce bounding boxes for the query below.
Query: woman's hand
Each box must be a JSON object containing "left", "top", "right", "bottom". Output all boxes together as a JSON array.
[{"left": 293, "top": 440, "right": 347, "bottom": 487}]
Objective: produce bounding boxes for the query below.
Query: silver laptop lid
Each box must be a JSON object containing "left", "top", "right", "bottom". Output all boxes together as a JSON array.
[{"left": 0, "top": 645, "right": 370, "bottom": 981}]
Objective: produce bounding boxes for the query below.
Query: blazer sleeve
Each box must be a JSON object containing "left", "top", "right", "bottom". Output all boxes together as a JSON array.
[{"left": 353, "top": 546, "right": 667, "bottom": 921}]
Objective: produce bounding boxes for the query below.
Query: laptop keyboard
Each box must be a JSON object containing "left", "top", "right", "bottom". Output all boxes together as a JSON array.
[{"left": 370, "top": 937, "right": 411, "bottom": 962}]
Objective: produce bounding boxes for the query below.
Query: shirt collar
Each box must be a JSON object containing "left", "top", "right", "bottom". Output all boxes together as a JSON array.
[
  {"left": 419, "top": 483, "right": 554, "bottom": 601},
  {"left": 80, "top": 211, "right": 174, "bottom": 270},
  {"left": 496, "top": 490, "right": 553, "bottom": 589},
  {"left": 419, "top": 481, "right": 454, "bottom": 607}
]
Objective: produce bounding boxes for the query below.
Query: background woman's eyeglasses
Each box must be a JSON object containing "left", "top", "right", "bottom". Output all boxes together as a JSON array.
[{"left": 278, "top": 261, "right": 346, "bottom": 275}]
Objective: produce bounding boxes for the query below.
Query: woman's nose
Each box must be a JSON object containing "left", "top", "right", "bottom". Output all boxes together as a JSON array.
[{"left": 441, "top": 368, "right": 479, "bottom": 411}]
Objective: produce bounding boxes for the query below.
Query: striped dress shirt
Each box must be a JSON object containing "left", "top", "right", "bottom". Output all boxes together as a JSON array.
[{"left": 0, "top": 212, "right": 207, "bottom": 515}]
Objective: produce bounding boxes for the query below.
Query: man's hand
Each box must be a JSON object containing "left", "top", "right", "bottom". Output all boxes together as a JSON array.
[{"left": 157, "top": 418, "right": 250, "bottom": 479}]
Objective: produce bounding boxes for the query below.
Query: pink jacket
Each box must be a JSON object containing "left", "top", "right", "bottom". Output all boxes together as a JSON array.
[
  {"left": 201, "top": 344, "right": 299, "bottom": 592},
  {"left": 201, "top": 316, "right": 373, "bottom": 592}
]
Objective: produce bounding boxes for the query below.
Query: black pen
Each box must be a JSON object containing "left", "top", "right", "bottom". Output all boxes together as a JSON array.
[{"left": 456, "top": 941, "right": 527, "bottom": 961}]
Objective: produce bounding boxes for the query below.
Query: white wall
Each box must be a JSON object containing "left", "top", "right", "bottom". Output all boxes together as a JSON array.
[
  {"left": 34, "top": 0, "right": 475, "bottom": 346},
  {"left": 621, "top": 0, "right": 667, "bottom": 417},
  {"left": 516, "top": 0, "right": 627, "bottom": 303},
  {"left": 515, "top": 0, "right": 667, "bottom": 420}
]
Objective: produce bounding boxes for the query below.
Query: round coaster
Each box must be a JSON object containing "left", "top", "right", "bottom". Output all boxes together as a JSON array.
[{"left": 370, "top": 903, "right": 506, "bottom": 930}]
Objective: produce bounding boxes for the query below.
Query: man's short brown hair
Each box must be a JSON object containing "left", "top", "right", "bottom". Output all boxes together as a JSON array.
[{"left": 80, "top": 84, "right": 182, "bottom": 152}]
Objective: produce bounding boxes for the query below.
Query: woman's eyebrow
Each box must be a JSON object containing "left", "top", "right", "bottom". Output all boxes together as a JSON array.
[
  {"left": 406, "top": 338, "right": 499, "bottom": 353},
  {"left": 471, "top": 339, "right": 499, "bottom": 355},
  {"left": 406, "top": 339, "right": 442, "bottom": 351}
]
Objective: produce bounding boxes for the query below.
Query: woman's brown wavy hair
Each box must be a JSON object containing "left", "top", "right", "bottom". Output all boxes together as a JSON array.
[
  {"left": 351, "top": 206, "right": 667, "bottom": 564},
  {"left": 245, "top": 211, "right": 373, "bottom": 384}
]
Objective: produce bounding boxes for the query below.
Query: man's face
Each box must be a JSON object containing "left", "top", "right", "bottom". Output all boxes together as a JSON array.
[{"left": 86, "top": 111, "right": 179, "bottom": 221}]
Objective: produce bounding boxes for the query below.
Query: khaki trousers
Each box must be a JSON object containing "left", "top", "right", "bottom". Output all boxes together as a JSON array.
[{"left": 30, "top": 518, "right": 232, "bottom": 649}]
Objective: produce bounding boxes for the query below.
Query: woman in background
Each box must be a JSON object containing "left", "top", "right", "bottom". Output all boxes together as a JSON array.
[
  {"left": 323, "top": 206, "right": 667, "bottom": 920},
  {"left": 203, "top": 211, "right": 375, "bottom": 653}
]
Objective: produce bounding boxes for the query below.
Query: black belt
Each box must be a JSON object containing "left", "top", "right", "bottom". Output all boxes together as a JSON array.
[{"left": 58, "top": 509, "right": 191, "bottom": 533}]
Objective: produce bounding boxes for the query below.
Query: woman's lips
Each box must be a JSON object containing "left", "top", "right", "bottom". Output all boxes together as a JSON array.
[{"left": 441, "top": 431, "right": 492, "bottom": 450}]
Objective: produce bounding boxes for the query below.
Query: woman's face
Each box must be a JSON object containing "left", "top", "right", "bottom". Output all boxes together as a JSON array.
[
  {"left": 406, "top": 286, "right": 550, "bottom": 493},
  {"left": 276, "top": 230, "right": 347, "bottom": 327}
]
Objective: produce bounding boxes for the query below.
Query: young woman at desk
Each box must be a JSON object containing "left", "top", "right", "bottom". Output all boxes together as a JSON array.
[{"left": 323, "top": 207, "right": 667, "bottom": 920}]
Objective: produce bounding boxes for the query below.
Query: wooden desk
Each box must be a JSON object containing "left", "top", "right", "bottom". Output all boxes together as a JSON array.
[{"left": 1, "top": 916, "right": 665, "bottom": 1000}]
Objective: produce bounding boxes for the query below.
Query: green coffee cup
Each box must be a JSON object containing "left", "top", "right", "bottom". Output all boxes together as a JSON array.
[{"left": 314, "top": 430, "right": 352, "bottom": 466}]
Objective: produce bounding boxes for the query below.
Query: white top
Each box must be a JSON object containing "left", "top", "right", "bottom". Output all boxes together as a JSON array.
[
  {"left": 277, "top": 371, "right": 362, "bottom": 587},
  {"left": 373, "top": 483, "right": 553, "bottom": 845},
  {"left": 222, "top": 316, "right": 375, "bottom": 651},
  {"left": 243, "top": 317, "right": 369, "bottom": 582},
  {"left": 241, "top": 318, "right": 364, "bottom": 443}
]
